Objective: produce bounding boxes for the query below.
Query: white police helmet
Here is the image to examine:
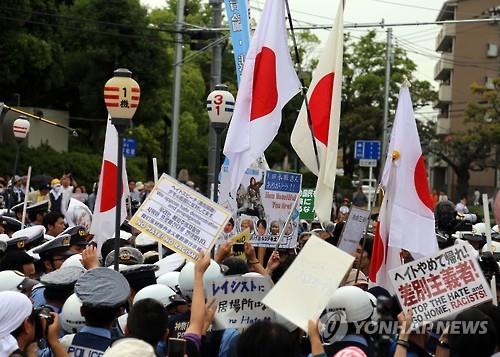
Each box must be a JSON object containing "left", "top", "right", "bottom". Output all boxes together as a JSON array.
[
  {"left": 156, "top": 271, "right": 180, "bottom": 292},
  {"left": 61, "top": 293, "right": 85, "bottom": 333},
  {"left": 178, "top": 259, "right": 223, "bottom": 299},
  {"left": 61, "top": 254, "right": 85, "bottom": 270},
  {"left": 326, "top": 286, "right": 373, "bottom": 323},
  {"left": 133, "top": 284, "right": 176, "bottom": 307},
  {"left": 473, "top": 223, "right": 487, "bottom": 235},
  {"left": 0, "top": 270, "right": 38, "bottom": 293}
]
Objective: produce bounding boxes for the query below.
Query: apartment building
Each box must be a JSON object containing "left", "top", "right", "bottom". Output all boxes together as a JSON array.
[{"left": 431, "top": 0, "right": 499, "bottom": 200}]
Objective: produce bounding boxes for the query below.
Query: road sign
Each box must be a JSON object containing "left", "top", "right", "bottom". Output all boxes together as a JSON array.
[
  {"left": 123, "top": 138, "right": 137, "bottom": 158},
  {"left": 359, "top": 159, "right": 377, "bottom": 167},
  {"left": 354, "top": 140, "right": 381, "bottom": 160}
]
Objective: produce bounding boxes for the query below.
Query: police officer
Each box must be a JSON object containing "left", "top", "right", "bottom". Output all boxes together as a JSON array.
[
  {"left": 0, "top": 215, "right": 22, "bottom": 236},
  {"left": 8, "top": 225, "right": 46, "bottom": 252},
  {"left": 104, "top": 247, "right": 144, "bottom": 267},
  {"left": 120, "top": 264, "right": 159, "bottom": 305},
  {"left": 59, "top": 225, "right": 89, "bottom": 254},
  {"left": 38, "top": 266, "right": 85, "bottom": 313},
  {"left": 67, "top": 268, "right": 130, "bottom": 355},
  {"left": 32, "top": 234, "right": 75, "bottom": 273},
  {"left": 26, "top": 200, "right": 49, "bottom": 226}
]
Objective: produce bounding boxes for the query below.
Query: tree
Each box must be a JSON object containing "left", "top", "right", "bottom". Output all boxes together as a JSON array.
[
  {"left": 340, "top": 31, "right": 436, "bottom": 176},
  {"left": 422, "top": 78, "right": 500, "bottom": 199}
]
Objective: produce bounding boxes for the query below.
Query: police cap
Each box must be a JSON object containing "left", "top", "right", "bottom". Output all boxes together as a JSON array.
[
  {"left": 0, "top": 216, "right": 22, "bottom": 233},
  {"left": 59, "top": 225, "right": 88, "bottom": 246},
  {"left": 75, "top": 267, "right": 130, "bottom": 308},
  {"left": 104, "top": 247, "right": 144, "bottom": 267},
  {"left": 32, "top": 234, "right": 73, "bottom": 257}
]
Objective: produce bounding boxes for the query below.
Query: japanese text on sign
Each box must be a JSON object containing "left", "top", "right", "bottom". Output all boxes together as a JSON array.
[
  {"left": 206, "top": 275, "right": 275, "bottom": 330},
  {"left": 130, "top": 174, "right": 231, "bottom": 262},
  {"left": 338, "top": 207, "right": 370, "bottom": 255},
  {"left": 389, "top": 242, "right": 492, "bottom": 326},
  {"left": 299, "top": 189, "right": 315, "bottom": 220}
]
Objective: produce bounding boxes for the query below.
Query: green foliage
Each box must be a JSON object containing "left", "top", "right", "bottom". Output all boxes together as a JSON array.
[{"left": 0, "top": 143, "right": 147, "bottom": 187}]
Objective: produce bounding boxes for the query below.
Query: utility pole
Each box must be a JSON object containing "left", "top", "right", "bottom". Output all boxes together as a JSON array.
[
  {"left": 169, "top": 0, "right": 185, "bottom": 177},
  {"left": 381, "top": 27, "right": 393, "bottom": 160},
  {"left": 207, "top": 0, "right": 223, "bottom": 197}
]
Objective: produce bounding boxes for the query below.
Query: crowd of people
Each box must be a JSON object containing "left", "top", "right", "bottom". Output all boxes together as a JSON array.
[{"left": 0, "top": 172, "right": 499, "bottom": 357}]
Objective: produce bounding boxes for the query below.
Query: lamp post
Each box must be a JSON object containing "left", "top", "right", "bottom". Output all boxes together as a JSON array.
[
  {"left": 12, "top": 116, "right": 30, "bottom": 180},
  {"left": 104, "top": 68, "right": 140, "bottom": 271},
  {"left": 206, "top": 84, "right": 234, "bottom": 202}
]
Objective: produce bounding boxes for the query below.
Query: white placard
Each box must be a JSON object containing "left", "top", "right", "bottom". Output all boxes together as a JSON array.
[
  {"left": 206, "top": 275, "right": 275, "bottom": 330},
  {"left": 389, "top": 241, "right": 492, "bottom": 326},
  {"left": 262, "top": 236, "right": 354, "bottom": 331},
  {"left": 359, "top": 159, "right": 377, "bottom": 167},
  {"left": 130, "top": 174, "right": 231, "bottom": 262},
  {"left": 338, "top": 207, "right": 371, "bottom": 255}
]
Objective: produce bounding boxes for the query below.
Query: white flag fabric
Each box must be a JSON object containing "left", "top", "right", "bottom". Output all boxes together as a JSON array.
[
  {"left": 90, "top": 118, "right": 129, "bottom": 250},
  {"left": 290, "top": 0, "right": 343, "bottom": 223},
  {"left": 222, "top": 0, "right": 301, "bottom": 195},
  {"left": 370, "top": 83, "right": 438, "bottom": 290}
]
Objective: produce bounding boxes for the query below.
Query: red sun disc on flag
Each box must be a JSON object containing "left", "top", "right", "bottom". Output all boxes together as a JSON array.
[
  {"left": 250, "top": 47, "right": 278, "bottom": 121},
  {"left": 414, "top": 155, "right": 434, "bottom": 212},
  {"left": 309, "top": 72, "right": 335, "bottom": 146},
  {"left": 100, "top": 160, "right": 122, "bottom": 212}
]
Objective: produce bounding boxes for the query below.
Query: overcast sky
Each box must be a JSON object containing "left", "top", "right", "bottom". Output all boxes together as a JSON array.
[{"left": 141, "top": 0, "right": 453, "bottom": 118}]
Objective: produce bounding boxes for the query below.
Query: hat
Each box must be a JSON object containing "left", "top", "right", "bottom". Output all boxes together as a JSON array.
[
  {"left": 105, "top": 247, "right": 144, "bottom": 267},
  {"left": 0, "top": 216, "right": 22, "bottom": 233},
  {"left": 481, "top": 241, "right": 500, "bottom": 261},
  {"left": 135, "top": 182, "right": 145, "bottom": 191},
  {"left": 0, "top": 291, "right": 33, "bottom": 354},
  {"left": 0, "top": 270, "right": 38, "bottom": 293},
  {"left": 11, "top": 225, "right": 46, "bottom": 248},
  {"left": 460, "top": 232, "right": 486, "bottom": 243},
  {"left": 113, "top": 230, "right": 133, "bottom": 240},
  {"left": 120, "top": 264, "right": 159, "bottom": 292},
  {"left": 344, "top": 269, "right": 369, "bottom": 287},
  {"left": 0, "top": 250, "right": 34, "bottom": 271},
  {"left": 50, "top": 178, "right": 60, "bottom": 186},
  {"left": 75, "top": 268, "right": 130, "bottom": 308},
  {"left": 41, "top": 266, "right": 85, "bottom": 288},
  {"left": 26, "top": 200, "right": 49, "bottom": 214},
  {"left": 339, "top": 206, "right": 350, "bottom": 214},
  {"left": 32, "top": 234, "right": 73, "bottom": 257},
  {"left": 135, "top": 232, "right": 157, "bottom": 248},
  {"left": 326, "top": 286, "right": 374, "bottom": 323},
  {"left": 11, "top": 202, "right": 29, "bottom": 213},
  {"left": 324, "top": 221, "right": 336, "bottom": 234},
  {"left": 38, "top": 182, "right": 51, "bottom": 191},
  {"left": 59, "top": 225, "right": 88, "bottom": 246},
  {"left": 12, "top": 175, "right": 21, "bottom": 183},
  {"left": 103, "top": 338, "right": 156, "bottom": 357}
]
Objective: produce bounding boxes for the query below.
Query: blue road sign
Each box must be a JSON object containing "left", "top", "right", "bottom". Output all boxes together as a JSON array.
[
  {"left": 354, "top": 140, "right": 381, "bottom": 160},
  {"left": 123, "top": 138, "right": 137, "bottom": 158}
]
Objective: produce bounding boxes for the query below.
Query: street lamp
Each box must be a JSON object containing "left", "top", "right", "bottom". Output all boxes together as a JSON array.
[
  {"left": 104, "top": 68, "right": 140, "bottom": 271},
  {"left": 206, "top": 84, "right": 234, "bottom": 202},
  {"left": 12, "top": 116, "right": 30, "bottom": 179}
]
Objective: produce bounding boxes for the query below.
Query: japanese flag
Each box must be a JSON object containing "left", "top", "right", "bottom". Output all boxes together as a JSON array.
[
  {"left": 90, "top": 118, "right": 129, "bottom": 251},
  {"left": 222, "top": 0, "right": 301, "bottom": 195},
  {"left": 369, "top": 83, "right": 438, "bottom": 290},
  {"left": 290, "top": 0, "right": 343, "bottom": 223}
]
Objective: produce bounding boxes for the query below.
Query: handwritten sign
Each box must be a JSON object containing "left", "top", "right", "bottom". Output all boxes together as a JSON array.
[
  {"left": 206, "top": 275, "right": 275, "bottom": 330},
  {"left": 130, "top": 174, "right": 231, "bottom": 262},
  {"left": 262, "top": 236, "right": 354, "bottom": 331},
  {"left": 338, "top": 207, "right": 371, "bottom": 255},
  {"left": 389, "top": 241, "right": 492, "bottom": 326}
]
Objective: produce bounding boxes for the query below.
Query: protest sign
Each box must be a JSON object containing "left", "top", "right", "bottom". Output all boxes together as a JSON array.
[
  {"left": 206, "top": 275, "right": 275, "bottom": 330},
  {"left": 299, "top": 189, "right": 315, "bottom": 220},
  {"left": 130, "top": 174, "right": 231, "bottom": 262},
  {"left": 219, "top": 165, "right": 302, "bottom": 249},
  {"left": 66, "top": 198, "right": 92, "bottom": 231},
  {"left": 337, "top": 207, "right": 371, "bottom": 255},
  {"left": 230, "top": 228, "right": 251, "bottom": 260},
  {"left": 389, "top": 241, "right": 492, "bottom": 326},
  {"left": 262, "top": 236, "right": 354, "bottom": 331}
]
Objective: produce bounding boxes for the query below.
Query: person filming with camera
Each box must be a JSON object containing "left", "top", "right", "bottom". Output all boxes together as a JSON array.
[{"left": 0, "top": 291, "right": 68, "bottom": 357}]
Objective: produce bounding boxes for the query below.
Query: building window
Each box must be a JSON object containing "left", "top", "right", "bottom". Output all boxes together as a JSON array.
[
  {"left": 485, "top": 76, "right": 495, "bottom": 89},
  {"left": 487, "top": 43, "right": 498, "bottom": 58}
]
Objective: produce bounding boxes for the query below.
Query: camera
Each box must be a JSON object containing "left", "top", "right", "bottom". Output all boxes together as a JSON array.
[{"left": 33, "top": 306, "right": 54, "bottom": 341}]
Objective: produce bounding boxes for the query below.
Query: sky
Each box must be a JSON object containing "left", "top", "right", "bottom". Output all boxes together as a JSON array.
[{"left": 141, "top": 0, "right": 452, "bottom": 119}]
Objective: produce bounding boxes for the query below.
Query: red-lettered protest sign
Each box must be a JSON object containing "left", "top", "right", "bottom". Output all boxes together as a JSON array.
[{"left": 389, "top": 241, "right": 492, "bottom": 326}]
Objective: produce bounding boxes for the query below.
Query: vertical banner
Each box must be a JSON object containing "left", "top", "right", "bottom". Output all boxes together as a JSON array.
[
  {"left": 223, "top": 0, "right": 251, "bottom": 84},
  {"left": 299, "top": 189, "right": 315, "bottom": 220}
]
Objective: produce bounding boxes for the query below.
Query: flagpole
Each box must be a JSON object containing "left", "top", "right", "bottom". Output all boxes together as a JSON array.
[{"left": 284, "top": 0, "right": 321, "bottom": 172}]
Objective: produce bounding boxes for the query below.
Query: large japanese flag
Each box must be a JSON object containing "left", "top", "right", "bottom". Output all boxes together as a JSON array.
[
  {"left": 290, "top": 0, "right": 343, "bottom": 223},
  {"left": 90, "top": 118, "right": 129, "bottom": 249},
  {"left": 369, "top": 83, "right": 438, "bottom": 290},
  {"left": 223, "top": 0, "right": 301, "bottom": 195}
]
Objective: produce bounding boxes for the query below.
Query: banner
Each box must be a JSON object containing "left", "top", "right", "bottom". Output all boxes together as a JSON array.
[
  {"left": 223, "top": 0, "right": 251, "bottom": 84},
  {"left": 299, "top": 189, "right": 315, "bottom": 220},
  {"left": 206, "top": 275, "right": 275, "bottom": 330},
  {"left": 337, "top": 207, "right": 371, "bottom": 255},
  {"left": 218, "top": 165, "right": 302, "bottom": 249},
  {"left": 389, "top": 241, "right": 492, "bottom": 326},
  {"left": 130, "top": 174, "right": 232, "bottom": 262},
  {"left": 262, "top": 236, "right": 354, "bottom": 331},
  {"left": 66, "top": 198, "right": 92, "bottom": 231}
]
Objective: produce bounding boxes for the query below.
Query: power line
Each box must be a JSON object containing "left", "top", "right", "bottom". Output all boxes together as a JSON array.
[{"left": 370, "top": 0, "right": 439, "bottom": 12}]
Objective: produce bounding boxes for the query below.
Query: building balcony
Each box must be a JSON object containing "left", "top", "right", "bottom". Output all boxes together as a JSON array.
[
  {"left": 434, "top": 53, "right": 454, "bottom": 80},
  {"left": 435, "top": 23, "right": 455, "bottom": 52},
  {"left": 436, "top": 116, "right": 451, "bottom": 135},
  {"left": 438, "top": 84, "right": 452, "bottom": 103}
]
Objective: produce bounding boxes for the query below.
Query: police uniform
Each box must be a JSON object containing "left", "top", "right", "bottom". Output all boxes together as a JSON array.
[
  {"left": 68, "top": 268, "right": 130, "bottom": 356},
  {"left": 59, "top": 225, "right": 88, "bottom": 249},
  {"left": 0, "top": 215, "right": 22, "bottom": 236},
  {"left": 119, "top": 264, "right": 159, "bottom": 297},
  {"left": 7, "top": 225, "right": 46, "bottom": 251}
]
